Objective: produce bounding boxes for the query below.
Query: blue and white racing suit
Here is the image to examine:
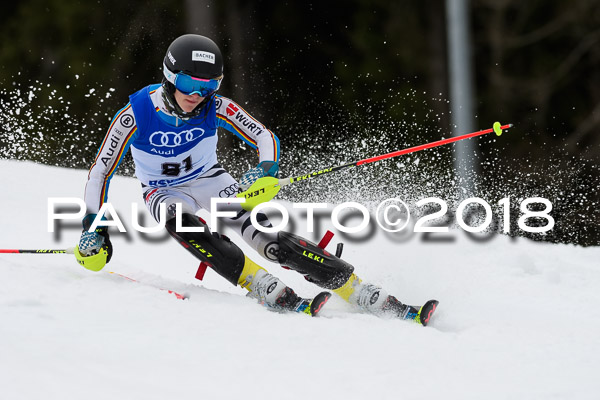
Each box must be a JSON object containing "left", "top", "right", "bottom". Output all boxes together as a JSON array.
[{"left": 84, "top": 84, "right": 281, "bottom": 261}]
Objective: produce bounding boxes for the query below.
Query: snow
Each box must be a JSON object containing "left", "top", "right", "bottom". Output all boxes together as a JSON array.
[{"left": 1, "top": 159, "right": 600, "bottom": 400}]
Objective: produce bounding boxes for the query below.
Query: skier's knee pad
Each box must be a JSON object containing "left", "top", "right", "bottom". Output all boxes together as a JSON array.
[
  {"left": 277, "top": 231, "right": 354, "bottom": 290},
  {"left": 165, "top": 213, "right": 245, "bottom": 286}
]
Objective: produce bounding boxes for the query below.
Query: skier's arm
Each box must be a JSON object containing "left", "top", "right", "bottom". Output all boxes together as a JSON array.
[
  {"left": 84, "top": 104, "right": 138, "bottom": 215},
  {"left": 215, "top": 96, "right": 280, "bottom": 163},
  {"left": 77, "top": 104, "right": 137, "bottom": 269}
]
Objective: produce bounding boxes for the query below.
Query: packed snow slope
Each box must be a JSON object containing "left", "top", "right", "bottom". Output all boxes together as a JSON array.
[{"left": 1, "top": 159, "right": 599, "bottom": 400}]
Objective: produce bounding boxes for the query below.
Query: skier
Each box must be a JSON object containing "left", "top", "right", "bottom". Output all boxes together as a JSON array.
[{"left": 76, "top": 34, "right": 436, "bottom": 323}]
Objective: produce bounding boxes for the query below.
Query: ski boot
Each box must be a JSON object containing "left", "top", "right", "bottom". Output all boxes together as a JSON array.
[
  {"left": 382, "top": 295, "right": 439, "bottom": 327},
  {"left": 352, "top": 283, "right": 439, "bottom": 326},
  {"left": 245, "top": 269, "right": 331, "bottom": 317}
]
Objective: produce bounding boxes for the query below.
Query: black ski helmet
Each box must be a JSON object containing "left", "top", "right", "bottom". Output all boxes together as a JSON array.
[{"left": 161, "top": 34, "right": 224, "bottom": 118}]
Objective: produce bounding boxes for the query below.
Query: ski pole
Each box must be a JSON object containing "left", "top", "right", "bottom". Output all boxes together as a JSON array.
[
  {"left": 0, "top": 249, "right": 188, "bottom": 300},
  {"left": 238, "top": 122, "right": 513, "bottom": 209},
  {"left": 281, "top": 122, "right": 512, "bottom": 186},
  {"left": 0, "top": 247, "right": 105, "bottom": 271},
  {"left": 0, "top": 248, "right": 75, "bottom": 254}
]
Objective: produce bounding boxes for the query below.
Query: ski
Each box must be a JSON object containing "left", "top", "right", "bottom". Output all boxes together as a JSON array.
[
  {"left": 380, "top": 295, "right": 439, "bottom": 326},
  {"left": 259, "top": 290, "right": 332, "bottom": 317},
  {"left": 404, "top": 300, "right": 439, "bottom": 327},
  {"left": 298, "top": 291, "right": 332, "bottom": 317},
  {"left": 108, "top": 271, "right": 189, "bottom": 300}
]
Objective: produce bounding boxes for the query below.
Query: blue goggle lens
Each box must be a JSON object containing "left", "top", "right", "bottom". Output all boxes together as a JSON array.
[{"left": 174, "top": 73, "right": 222, "bottom": 96}]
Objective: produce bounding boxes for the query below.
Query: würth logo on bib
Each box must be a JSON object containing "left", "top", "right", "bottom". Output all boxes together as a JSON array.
[{"left": 192, "top": 51, "right": 215, "bottom": 64}]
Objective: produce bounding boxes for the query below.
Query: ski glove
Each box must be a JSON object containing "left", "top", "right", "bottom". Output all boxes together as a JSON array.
[
  {"left": 239, "top": 160, "right": 279, "bottom": 190},
  {"left": 78, "top": 214, "right": 113, "bottom": 263}
]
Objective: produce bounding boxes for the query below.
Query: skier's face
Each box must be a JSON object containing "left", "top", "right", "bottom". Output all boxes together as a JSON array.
[{"left": 174, "top": 89, "right": 204, "bottom": 113}]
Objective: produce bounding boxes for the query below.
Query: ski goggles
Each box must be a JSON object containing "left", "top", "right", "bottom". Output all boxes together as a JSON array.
[{"left": 163, "top": 63, "right": 222, "bottom": 97}]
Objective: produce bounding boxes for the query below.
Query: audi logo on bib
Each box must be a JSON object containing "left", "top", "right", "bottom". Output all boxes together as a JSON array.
[
  {"left": 149, "top": 127, "right": 206, "bottom": 148},
  {"left": 219, "top": 183, "right": 240, "bottom": 197}
]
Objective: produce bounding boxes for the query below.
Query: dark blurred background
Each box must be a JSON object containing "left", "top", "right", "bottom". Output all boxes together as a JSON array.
[{"left": 0, "top": 0, "right": 599, "bottom": 245}]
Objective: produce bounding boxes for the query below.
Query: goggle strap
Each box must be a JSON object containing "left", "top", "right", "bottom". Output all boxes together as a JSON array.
[{"left": 163, "top": 62, "right": 177, "bottom": 85}]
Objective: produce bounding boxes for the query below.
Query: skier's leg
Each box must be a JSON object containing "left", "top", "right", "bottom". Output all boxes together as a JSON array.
[
  {"left": 174, "top": 168, "right": 424, "bottom": 319},
  {"left": 143, "top": 179, "right": 321, "bottom": 311},
  {"left": 164, "top": 212, "right": 321, "bottom": 312},
  {"left": 277, "top": 230, "right": 425, "bottom": 320},
  {"left": 164, "top": 212, "right": 245, "bottom": 285},
  {"left": 143, "top": 182, "right": 245, "bottom": 285},
  {"left": 178, "top": 170, "right": 408, "bottom": 316},
  {"left": 186, "top": 165, "right": 281, "bottom": 263}
]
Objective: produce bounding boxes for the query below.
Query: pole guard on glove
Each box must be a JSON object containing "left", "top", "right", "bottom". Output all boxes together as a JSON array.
[{"left": 75, "top": 214, "right": 113, "bottom": 271}]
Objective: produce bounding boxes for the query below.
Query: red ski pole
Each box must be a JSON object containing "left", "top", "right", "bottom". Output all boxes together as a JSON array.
[
  {"left": 0, "top": 248, "right": 74, "bottom": 254},
  {"left": 283, "top": 122, "right": 513, "bottom": 185},
  {"left": 0, "top": 248, "right": 188, "bottom": 300},
  {"left": 238, "top": 122, "right": 513, "bottom": 209}
]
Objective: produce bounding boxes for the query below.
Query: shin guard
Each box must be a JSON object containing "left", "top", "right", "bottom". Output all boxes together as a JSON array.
[
  {"left": 277, "top": 231, "right": 354, "bottom": 290},
  {"left": 166, "top": 213, "right": 245, "bottom": 286}
]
